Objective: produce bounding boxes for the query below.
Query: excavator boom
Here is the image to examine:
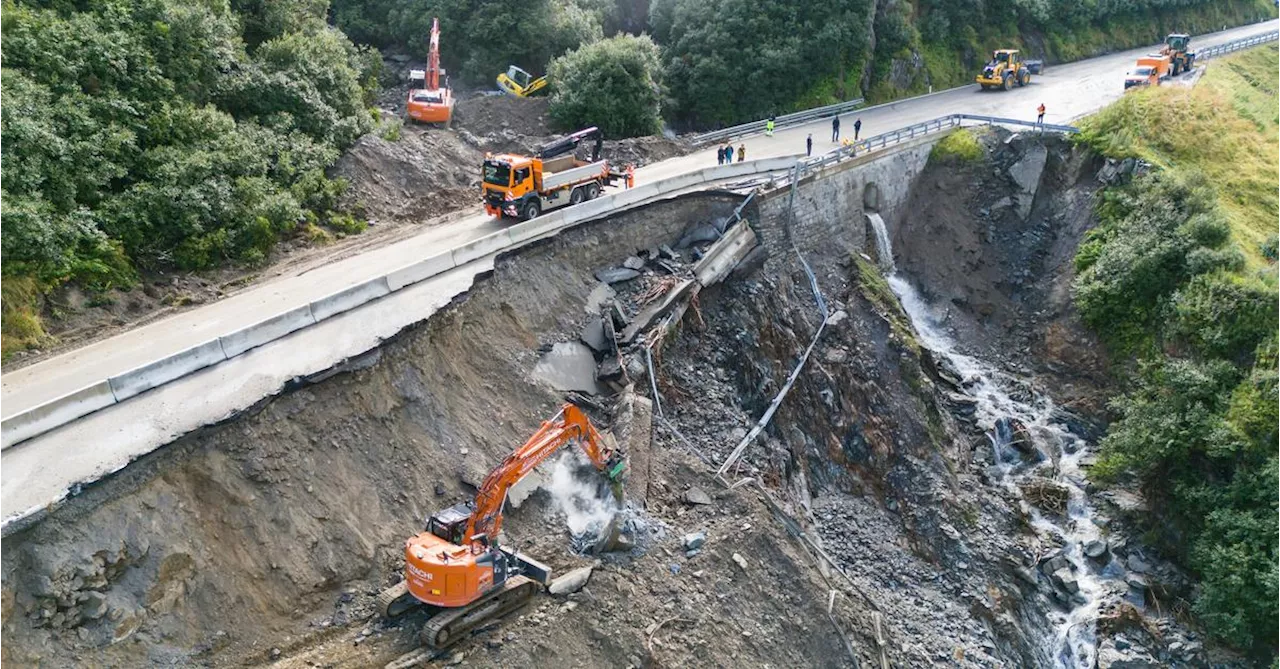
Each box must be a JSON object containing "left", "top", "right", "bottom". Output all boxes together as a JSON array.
[{"left": 467, "top": 403, "right": 620, "bottom": 542}]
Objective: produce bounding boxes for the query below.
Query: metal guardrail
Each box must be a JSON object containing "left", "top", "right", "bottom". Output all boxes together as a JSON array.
[
  {"left": 692, "top": 97, "right": 865, "bottom": 146},
  {"left": 789, "top": 113, "right": 1077, "bottom": 176},
  {"left": 1197, "top": 31, "right": 1278, "bottom": 60}
]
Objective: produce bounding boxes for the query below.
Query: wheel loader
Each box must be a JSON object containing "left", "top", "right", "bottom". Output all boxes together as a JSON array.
[
  {"left": 976, "top": 49, "right": 1043, "bottom": 91},
  {"left": 1160, "top": 34, "right": 1196, "bottom": 75}
]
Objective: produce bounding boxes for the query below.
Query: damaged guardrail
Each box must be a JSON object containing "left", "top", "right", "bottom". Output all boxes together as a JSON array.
[{"left": 1197, "top": 31, "right": 1278, "bottom": 60}]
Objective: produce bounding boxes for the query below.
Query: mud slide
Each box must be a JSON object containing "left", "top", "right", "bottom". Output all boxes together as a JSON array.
[{"left": 1, "top": 193, "right": 862, "bottom": 668}]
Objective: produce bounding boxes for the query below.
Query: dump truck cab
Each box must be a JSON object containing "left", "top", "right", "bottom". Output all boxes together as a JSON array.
[{"left": 482, "top": 154, "right": 539, "bottom": 217}]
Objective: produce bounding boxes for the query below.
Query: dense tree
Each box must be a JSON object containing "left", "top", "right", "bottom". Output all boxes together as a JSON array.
[
  {"left": 547, "top": 34, "right": 661, "bottom": 137},
  {"left": 650, "top": 0, "right": 873, "bottom": 128},
  {"left": 1, "top": 0, "right": 377, "bottom": 332},
  {"left": 330, "top": 0, "right": 601, "bottom": 82}
]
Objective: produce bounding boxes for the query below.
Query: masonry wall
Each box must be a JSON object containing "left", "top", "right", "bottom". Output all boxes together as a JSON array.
[{"left": 749, "top": 135, "right": 942, "bottom": 268}]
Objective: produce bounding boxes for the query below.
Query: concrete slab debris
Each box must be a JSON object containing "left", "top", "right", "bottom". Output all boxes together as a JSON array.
[{"left": 595, "top": 267, "right": 642, "bottom": 284}]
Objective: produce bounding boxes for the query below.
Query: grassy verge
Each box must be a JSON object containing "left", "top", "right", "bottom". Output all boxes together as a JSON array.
[{"left": 1072, "top": 45, "right": 1278, "bottom": 658}]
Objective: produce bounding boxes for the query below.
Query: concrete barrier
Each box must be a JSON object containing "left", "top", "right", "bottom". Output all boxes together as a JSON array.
[
  {"left": 108, "top": 339, "right": 228, "bottom": 402},
  {"left": 385, "top": 251, "right": 457, "bottom": 291},
  {"left": 0, "top": 381, "right": 118, "bottom": 450},
  {"left": 218, "top": 304, "right": 317, "bottom": 358},
  {"left": 451, "top": 230, "right": 514, "bottom": 266},
  {"left": 310, "top": 278, "right": 392, "bottom": 322},
  {"left": 2, "top": 152, "right": 805, "bottom": 452}
]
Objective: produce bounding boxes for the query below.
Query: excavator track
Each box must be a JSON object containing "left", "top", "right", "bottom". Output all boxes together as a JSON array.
[
  {"left": 419, "top": 576, "right": 539, "bottom": 649},
  {"left": 375, "top": 581, "right": 421, "bottom": 619}
]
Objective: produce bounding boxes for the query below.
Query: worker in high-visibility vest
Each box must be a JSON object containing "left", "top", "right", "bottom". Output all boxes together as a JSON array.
[
  {"left": 765, "top": 116, "right": 775, "bottom": 136},
  {"left": 625, "top": 164, "right": 635, "bottom": 189}
]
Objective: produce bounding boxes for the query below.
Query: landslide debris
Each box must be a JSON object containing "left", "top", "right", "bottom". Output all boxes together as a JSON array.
[
  {"left": 333, "top": 127, "right": 483, "bottom": 225},
  {"left": 1, "top": 194, "right": 861, "bottom": 669}
]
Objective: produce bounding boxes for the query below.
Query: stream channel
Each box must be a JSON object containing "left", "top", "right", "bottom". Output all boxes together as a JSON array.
[{"left": 867, "top": 212, "right": 1120, "bottom": 668}]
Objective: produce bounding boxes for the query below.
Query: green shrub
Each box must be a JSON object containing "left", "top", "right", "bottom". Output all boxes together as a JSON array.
[
  {"left": 548, "top": 34, "right": 663, "bottom": 138},
  {"left": 930, "top": 129, "right": 983, "bottom": 162},
  {"left": 326, "top": 212, "right": 367, "bottom": 235},
  {"left": 1260, "top": 234, "right": 1278, "bottom": 261}
]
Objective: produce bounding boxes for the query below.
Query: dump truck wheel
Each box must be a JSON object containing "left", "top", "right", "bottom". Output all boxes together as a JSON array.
[
  {"left": 585, "top": 182, "right": 601, "bottom": 200},
  {"left": 522, "top": 200, "right": 541, "bottom": 221},
  {"left": 570, "top": 187, "right": 585, "bottom": 205}
]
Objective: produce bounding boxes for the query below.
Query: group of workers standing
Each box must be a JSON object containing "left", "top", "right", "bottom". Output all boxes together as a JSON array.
[{"left": 716, "top": 142, "right": 746, "bottom": 165}]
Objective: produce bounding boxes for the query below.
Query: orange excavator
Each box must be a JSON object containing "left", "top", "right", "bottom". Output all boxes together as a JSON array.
[
  {"left": 376, "top": 403, "right": 626, "bottom": 648},
  {"left": 406, "top": 18, "right": 454, "bottom": 125}
]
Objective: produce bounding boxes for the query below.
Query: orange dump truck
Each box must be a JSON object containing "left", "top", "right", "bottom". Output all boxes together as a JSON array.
[{"left": 1124, "top": 54, "right": 1171, "bottom": 90}]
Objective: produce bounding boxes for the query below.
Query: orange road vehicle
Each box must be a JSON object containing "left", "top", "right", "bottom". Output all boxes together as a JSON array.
[
  {"left": 406, "top": 18, "right": 453, "bottom": 125},
  {"left": 376, "top": 404, "right": 626, "bottom": 648}
]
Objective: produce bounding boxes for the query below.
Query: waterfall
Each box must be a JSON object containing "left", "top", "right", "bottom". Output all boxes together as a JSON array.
[
  {"left": 865, "top": 212, "right": 895, "bottom": 273},
  {"left": 884, "top": 263, "right": 1107, "bottom": 669}
]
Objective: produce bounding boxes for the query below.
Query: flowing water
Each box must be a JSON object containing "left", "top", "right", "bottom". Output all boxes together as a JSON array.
[{"left": 866, "top": 213, "right": 1109, "bottom": 668}]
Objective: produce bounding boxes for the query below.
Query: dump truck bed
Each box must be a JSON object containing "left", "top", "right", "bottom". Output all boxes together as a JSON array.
[{"left": 543, "top": 160, "right": 605, "bottom": 191}]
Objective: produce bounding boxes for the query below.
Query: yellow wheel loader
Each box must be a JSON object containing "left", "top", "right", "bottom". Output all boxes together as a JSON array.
[{"left": 976, "top": 49, "right": 1043, "bottom": 91}]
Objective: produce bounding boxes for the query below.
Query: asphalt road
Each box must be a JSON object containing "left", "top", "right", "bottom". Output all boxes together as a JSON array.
[{"left": 3, "top": 19, "right": 1276, "bottom": 419}]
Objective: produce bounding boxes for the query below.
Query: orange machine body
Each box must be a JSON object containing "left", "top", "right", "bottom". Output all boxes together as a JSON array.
[
  {"left": 402, "top": 404, "right": 625, "bottom": 609},
  {"left": 406, "top": 18, "right": 454, "bottom": 124}
]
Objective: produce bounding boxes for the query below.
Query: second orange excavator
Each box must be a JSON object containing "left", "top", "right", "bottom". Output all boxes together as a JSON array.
[
  {"left": 376, "top": 403, "right": 626, "bottom": 648},
  {"left": 406, "top": 18, "right": 453, "bottom": 125}
]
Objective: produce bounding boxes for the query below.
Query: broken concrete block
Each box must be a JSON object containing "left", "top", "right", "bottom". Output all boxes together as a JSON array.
[
  {"left": 682, "top": 487, "right": 712, "bottom": 505},
  {"left": 683, "top": 532, "right": 706, "bottom": 551},
  {"left": 548, "top": 565, "right": 594, "bottom": 595},
  {"left": 623, "top": 256, "right": 645, "bottom": 270},
  {"left": 595, "top": 267, "right": 641, "bottom": 284},
  {"left": 580, "top": 317, "right": 608, "bottom": 353},
  {"left": 732, "top": 553, "right": 749, "bottom": 571}
]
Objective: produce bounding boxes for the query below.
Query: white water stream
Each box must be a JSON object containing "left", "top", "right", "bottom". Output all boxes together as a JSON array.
[{"left": 866, "top": 213, "right": 1106, "bottom": 667}]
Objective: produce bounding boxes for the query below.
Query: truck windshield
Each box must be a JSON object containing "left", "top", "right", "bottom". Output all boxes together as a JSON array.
[
  {"left": 483, "top": 161, "right": 511, "bottom": 186},
  {"left": 1133, "top": 67, "right": 1153, "bottom": 76}
]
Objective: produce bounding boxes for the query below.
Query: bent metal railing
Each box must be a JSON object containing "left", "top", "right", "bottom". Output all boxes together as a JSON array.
[{"left": 793, "top": 113, "right": 1077, "bottom": 177}]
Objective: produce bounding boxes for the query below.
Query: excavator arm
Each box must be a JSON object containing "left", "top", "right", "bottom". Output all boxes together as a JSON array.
[
  {"left": 427, "top": 18, "right": 442, "bottom": 91},
  {"left": 464, "top": 403, "right": 624, "bottom": 545}
]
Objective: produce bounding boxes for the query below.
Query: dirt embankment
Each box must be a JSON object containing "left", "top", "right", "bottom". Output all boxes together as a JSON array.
[{"left": 0, "top": 194, "right": 864, "bottom": 668}]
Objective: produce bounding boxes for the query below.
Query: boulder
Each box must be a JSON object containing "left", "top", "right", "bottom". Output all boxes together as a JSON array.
[
  {"left": 594, "top": 267, "right": 641, "bottom": 284},
  {"left": 548, "top": 565, "right": 594, "bottom": 595},
  {"left": 682, "top": 487, "right": 713, "bottom": 506},
  {"left": 682, "top": 532, "right": 706, "bottom": 551},
  {"left": 1084, "top": 540, "right": 1108, "bottom": 559}
]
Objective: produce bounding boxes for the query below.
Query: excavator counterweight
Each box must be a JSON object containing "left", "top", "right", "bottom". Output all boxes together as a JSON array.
[{"left": 378, "top": 403, "right": 624, "bottom": 648}]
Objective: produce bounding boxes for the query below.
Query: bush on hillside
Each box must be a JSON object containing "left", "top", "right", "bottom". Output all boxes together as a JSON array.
[
  {"left": 0, "top": 0, "right": 379, "bottom": 357},
  {"left": 548, "top": 34, "right": 662, "bottom": 138}
]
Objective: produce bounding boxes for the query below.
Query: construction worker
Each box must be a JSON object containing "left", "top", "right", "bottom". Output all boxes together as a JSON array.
[
  {"left": 716, "top": 144, "right": 724, "bottom": 165},
  {"left": 806, "top": 134, "right": 813, "bottom": 156},
  {"left": 765, "top": 116, "right": 776, "bottom": 136},
  {"left": 1037, "top": 103, "right": 1046, "bottom": 127},
  {"left": 831, "top": 116, "right": 840, "bottom": 142},
  {"left": 738, "top": 143, "right": 745, "bottom": 162},
  {"left": 725, "top": 143, "right": 734, "bottom": 162},
  {"left": 625, "top": 164, "right": 635, "bottom": 189},
  {"left": 854, "top": 117, "right": 862, "bottom": 141}
]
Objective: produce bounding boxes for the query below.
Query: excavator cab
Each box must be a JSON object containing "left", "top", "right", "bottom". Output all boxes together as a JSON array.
[
  {"left": 427, "top": 503, "right": 473, "bottom": 546},
  {"left": 497, "top": 65, "right": 548, "bottom": 97}
]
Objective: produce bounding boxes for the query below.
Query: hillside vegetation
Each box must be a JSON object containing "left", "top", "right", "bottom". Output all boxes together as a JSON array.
[
  {"left": 333, "top": 0, "right": 1277, "bottom": 129},
  {"left": 0, "top": 0, "right": 380, "bottom": 357},
  {"left": 1073, "top": 45, "right": 1278, "bottom": 658}
]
